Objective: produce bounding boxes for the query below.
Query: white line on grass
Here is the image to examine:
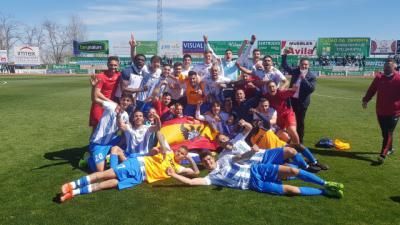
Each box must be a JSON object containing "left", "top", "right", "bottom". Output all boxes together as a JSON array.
[{"left": 313, "top": 93, "right": 361, "bottom": 101}]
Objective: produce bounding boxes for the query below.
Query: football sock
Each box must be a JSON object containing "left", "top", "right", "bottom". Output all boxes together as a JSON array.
[
  {"left": 297, "top": 169, "right": 325, "bottom": 186},
  {"left": 110, "top": 154, "right": 118, "bottom": 169},
  {"left": 72, "top": 184, "right": 93, "bottom": 196},
  {"left": 301, "top": 148, "right": 317, "bottom": 164},
  {"left": 73, "top": 176, "right": 91, "bottom": 188},
  {"left": 299, "top": 187, "right": 324, "bottom": 196},
  {"left": 292, "top": 153, "right": 308, "bottom": 169}
]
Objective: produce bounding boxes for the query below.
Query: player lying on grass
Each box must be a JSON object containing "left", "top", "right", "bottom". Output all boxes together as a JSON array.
[
  {"left": 167, "top": 148, "right": 344, "bottom": 198},
  {"left": 249, "top": 112, "right": 328, "bottom": 171},
  {"left": 217, "top": 118, "right": 325, "bottom": 173},
  {"left": 87, "top": 91, "right": 133, "bottom": 172},
  {"left": 59, "top": 132, "right": 199, "bottom": 203}
]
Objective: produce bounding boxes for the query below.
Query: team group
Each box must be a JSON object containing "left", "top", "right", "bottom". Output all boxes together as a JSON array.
[{"left": 57, "top": 34, "right": 347, "bottom": 202}]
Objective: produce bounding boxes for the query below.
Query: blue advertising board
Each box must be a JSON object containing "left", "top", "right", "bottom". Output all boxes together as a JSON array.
[{"left": 182, "top": 41, "right": 204, "bottom": 54}]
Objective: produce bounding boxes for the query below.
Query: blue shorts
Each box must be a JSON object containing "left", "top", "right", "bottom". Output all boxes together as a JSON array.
[
  {"left": 261, "top": 148, "right": 284, "bottom": 165},
  {"left": 249, "top": 163, "right": 284, "bottom": 195},
  {"left": 88, "top": 136, "right": 121, "bottom": 171},
  {"left": 113, "top": 157, "right": 143, "bottom": 190}
]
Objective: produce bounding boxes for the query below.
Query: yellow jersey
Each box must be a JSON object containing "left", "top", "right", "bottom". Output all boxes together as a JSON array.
[
  {"left": 250, "top": 129, "right": 286, "bottom": 149},
  {"left": 143, "top": 152, "right": 183, "bottom": 183}
]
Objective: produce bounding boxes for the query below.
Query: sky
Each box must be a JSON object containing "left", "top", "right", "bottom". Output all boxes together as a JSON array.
[{"left": 2, "top": 0, "right": 399, "bottom": 44}]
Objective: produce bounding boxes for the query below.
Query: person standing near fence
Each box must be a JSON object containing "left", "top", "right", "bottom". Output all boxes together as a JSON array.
[
  {"left": 281, "top": 48, "right": 316, "bottom": 144},
  {"left": 362, "top": 58, "right": 400, "bottom": 164}
]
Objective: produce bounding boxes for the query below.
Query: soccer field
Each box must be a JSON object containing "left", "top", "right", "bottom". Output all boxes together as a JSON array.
[{"left": 0, "top": 75, "right": 399, "bottom": 225}]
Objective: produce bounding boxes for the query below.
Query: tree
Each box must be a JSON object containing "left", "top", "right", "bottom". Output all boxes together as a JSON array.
[
  {"left": 66, "top": 14, "right": 87, "bottom": 42},
  {"left": 0, "top": 13, "right": 20, "bottom": 59},
  {"left": 21, "top": 24, "right": 45, "bottom": 48},
  {"left": 41, "top": 15, "right": 87, "bottom": 64},
  {"left": 42, "top": 20, "right": 70, "bottom": 64}
]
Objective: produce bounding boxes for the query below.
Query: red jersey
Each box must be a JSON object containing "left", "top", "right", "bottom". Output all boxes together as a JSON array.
[
  {"left": 265, "top": 89, "right": 295, "bottom": 115},
  {"left": 96, "top": 71, "right": 121, "bottom": 99},
  {"left": 153, "top": 99, "right": 170, "bottom": 118},
  {"left": 363, "top": 72, "right": 400, "bottom": 116},
  {"left": 235, "top": 75, "right": 261, "bottom": 99},
  {"left": 89, "top": 71, "right": 121, "bottom": 127}
]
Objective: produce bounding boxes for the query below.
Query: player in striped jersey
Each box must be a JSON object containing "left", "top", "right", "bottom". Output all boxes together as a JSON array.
[
  {"left": 58, "top": 133, "right": 199, "bottom": 203},
  {"left": 167, "top": 148, "right": 344, "bottom": 198},
  {"left": 88, "top": 92, "right": 133, "bottom": 172}
]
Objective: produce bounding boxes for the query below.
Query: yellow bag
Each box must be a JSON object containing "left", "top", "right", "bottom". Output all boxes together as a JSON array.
[{"left": 334, "top": 139, "right": 351, "bottom": 151}]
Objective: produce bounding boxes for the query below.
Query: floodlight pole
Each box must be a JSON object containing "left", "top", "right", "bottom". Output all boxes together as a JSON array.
[{"left": 157, "top": 0, "right": 163, "bottom": 45}]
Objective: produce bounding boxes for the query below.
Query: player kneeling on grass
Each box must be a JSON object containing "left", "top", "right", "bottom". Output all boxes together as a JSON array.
[
  {"left": 87, "top": 92, "right": 133, "bottom": 172},
  {"left": 59, "top": 132, "right": 199, "bottom": 203},
  {"left": 167, "top": 147, "right": 344, "bottom": 198}
]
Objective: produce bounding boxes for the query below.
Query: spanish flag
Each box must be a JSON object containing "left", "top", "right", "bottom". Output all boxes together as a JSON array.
[{"left": 160, "top": 117, "right": 219, "bottom": 151}]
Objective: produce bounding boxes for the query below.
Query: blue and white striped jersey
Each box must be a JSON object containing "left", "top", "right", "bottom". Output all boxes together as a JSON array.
[
  {"left": 204, "top": 155, "right": 251, "bottom": 190},
  {"left": 124, "top": 124, "right": 155, "bottom": 155},
  {"left": 90, "top": 101, "right": 129, "bottom": 145}
]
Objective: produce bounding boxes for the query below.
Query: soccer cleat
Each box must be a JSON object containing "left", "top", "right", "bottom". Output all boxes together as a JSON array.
[
  {"left": 61, "top": 183, "right": 73, "bottom": 194},
  {"left": 312, "top": 161, "right": 329, "bottom": 170},
  {"left": 377, "top": 155, "right": 385, "bottom": 165},
  {"left": 324, "top": 181, "right": 344, "bottom": 191},
  {"left": 305, "top": 165, "right": 320, "bottom": 173},
  {"left": 78, "top": 152, "right": 90, "bottom": 169},
  {"left": 60, "top": 192, "right": 74, "bottom": 203},
  {"left": 387, "top": 149, "right": 395, "bottom": 155},
  {"left": 324, "top": 189, "right": 344, "bottom": 199}
]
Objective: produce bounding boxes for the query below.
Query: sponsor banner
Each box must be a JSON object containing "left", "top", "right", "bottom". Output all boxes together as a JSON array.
[
  {"left": 257, "top": 41, "right": 281, "bottom": 55},
  {"left": 80, "top": 64, "right": 108, "bottom": 70},
  {"left": 111, "top": 42, "right": 130, "bottom": 56},
  {"left": 158, "top": 41, "right": 183, "bottom": 57},
  {"left": 317, "top": 38, "right": 370, "bottom": 57},
  {"left": 208, "top": 41, "right": 243, "bottom": 55},
  {"left": 73, "top": 40, "right": 109, "bottom": 56},
  {"left": 182, "top": 41, "right": 205, "bottom": 54},
  {"left": 111, "top": 41, "right": 157, "bottom": 56},
  {"left": 397, "top": 40, "right": 400, "bottom": 54},
  {"left": 15, "top": 69, "right": 47, "bottom": 74},
  {"left": 136, "top": 41, "right": 157, "bottom": 56},
  {"left": 370, "top": 40, "right": 397, "bottom": 55},
  {"left": 13, "top": 46, "right": 41, "bottom": 65},
  {"left": 281, "top": 40, "right": 317, "bottom": 56},
  {"left": 0, "top": 50, "right": 7, "bottom": 63},
  {"left": 48, "top": 64, "right": 80, "bottom": 70}
]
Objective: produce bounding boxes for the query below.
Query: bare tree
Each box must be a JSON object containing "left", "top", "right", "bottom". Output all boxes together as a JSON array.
[
  {"left": 42, "top": 20, "right": 70, "bottom": 64},
  {"left": 0, "top": 13, "right": 20, "bottom": 58},
  {"left": 21, "top": 24, "right": 45, "bottom": 47},
  {"left": 41, "top": 15, "right": 87, "bottom": 64},
  {"left": 66, "top": 14, "right": 87, "bottom": 42}
]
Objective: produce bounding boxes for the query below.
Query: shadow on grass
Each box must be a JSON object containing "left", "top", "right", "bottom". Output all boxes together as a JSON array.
[
  {"left": 390, "top": 196, "right": 400, "bottom": 203},
  {"left": 309, "top": 148, "right": 376, "bottom": 163},
  {"left": 152, "top": 184, "right": 224, "bottom": 191},
  {"left": 32, "top": 145, "right": 89, "bottom": 172}
]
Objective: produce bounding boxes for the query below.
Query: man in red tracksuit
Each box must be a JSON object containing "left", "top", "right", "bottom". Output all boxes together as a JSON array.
[{"left": 362, "top": 58, "right": 400, "bottom": 164}]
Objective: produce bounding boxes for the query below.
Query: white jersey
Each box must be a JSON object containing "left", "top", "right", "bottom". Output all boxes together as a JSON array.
[
  {"left": 203, "top": 76, "right": 231, "bottom": 102},
  {"left": 90, "top": 101, "right": 129, "bottom": 145},
  {"left": 181, "top": 66, "right": 193, "bottom": 76},
  {"left": 124, "top": 124, "right": 155, "bottom": 155},
  {"left": 196, "top": 111, "right": 229, "bottom": 133},
  {"left": 204, "top": 155, "right": 251, "bottom": 190},
  {"left": 218, "top": 132, "right": 251, "bottom": 159},
  {"left": 193, "top": 63, "right": 212, "bottom": 79},
  {"left": 166, "top": 76, "right": 184, "bottom": 100}
]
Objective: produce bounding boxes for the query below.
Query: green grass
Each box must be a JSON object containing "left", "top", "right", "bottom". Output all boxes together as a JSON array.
[{"left": 0, "top": 75, "right": 399, "bottom": 225}]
